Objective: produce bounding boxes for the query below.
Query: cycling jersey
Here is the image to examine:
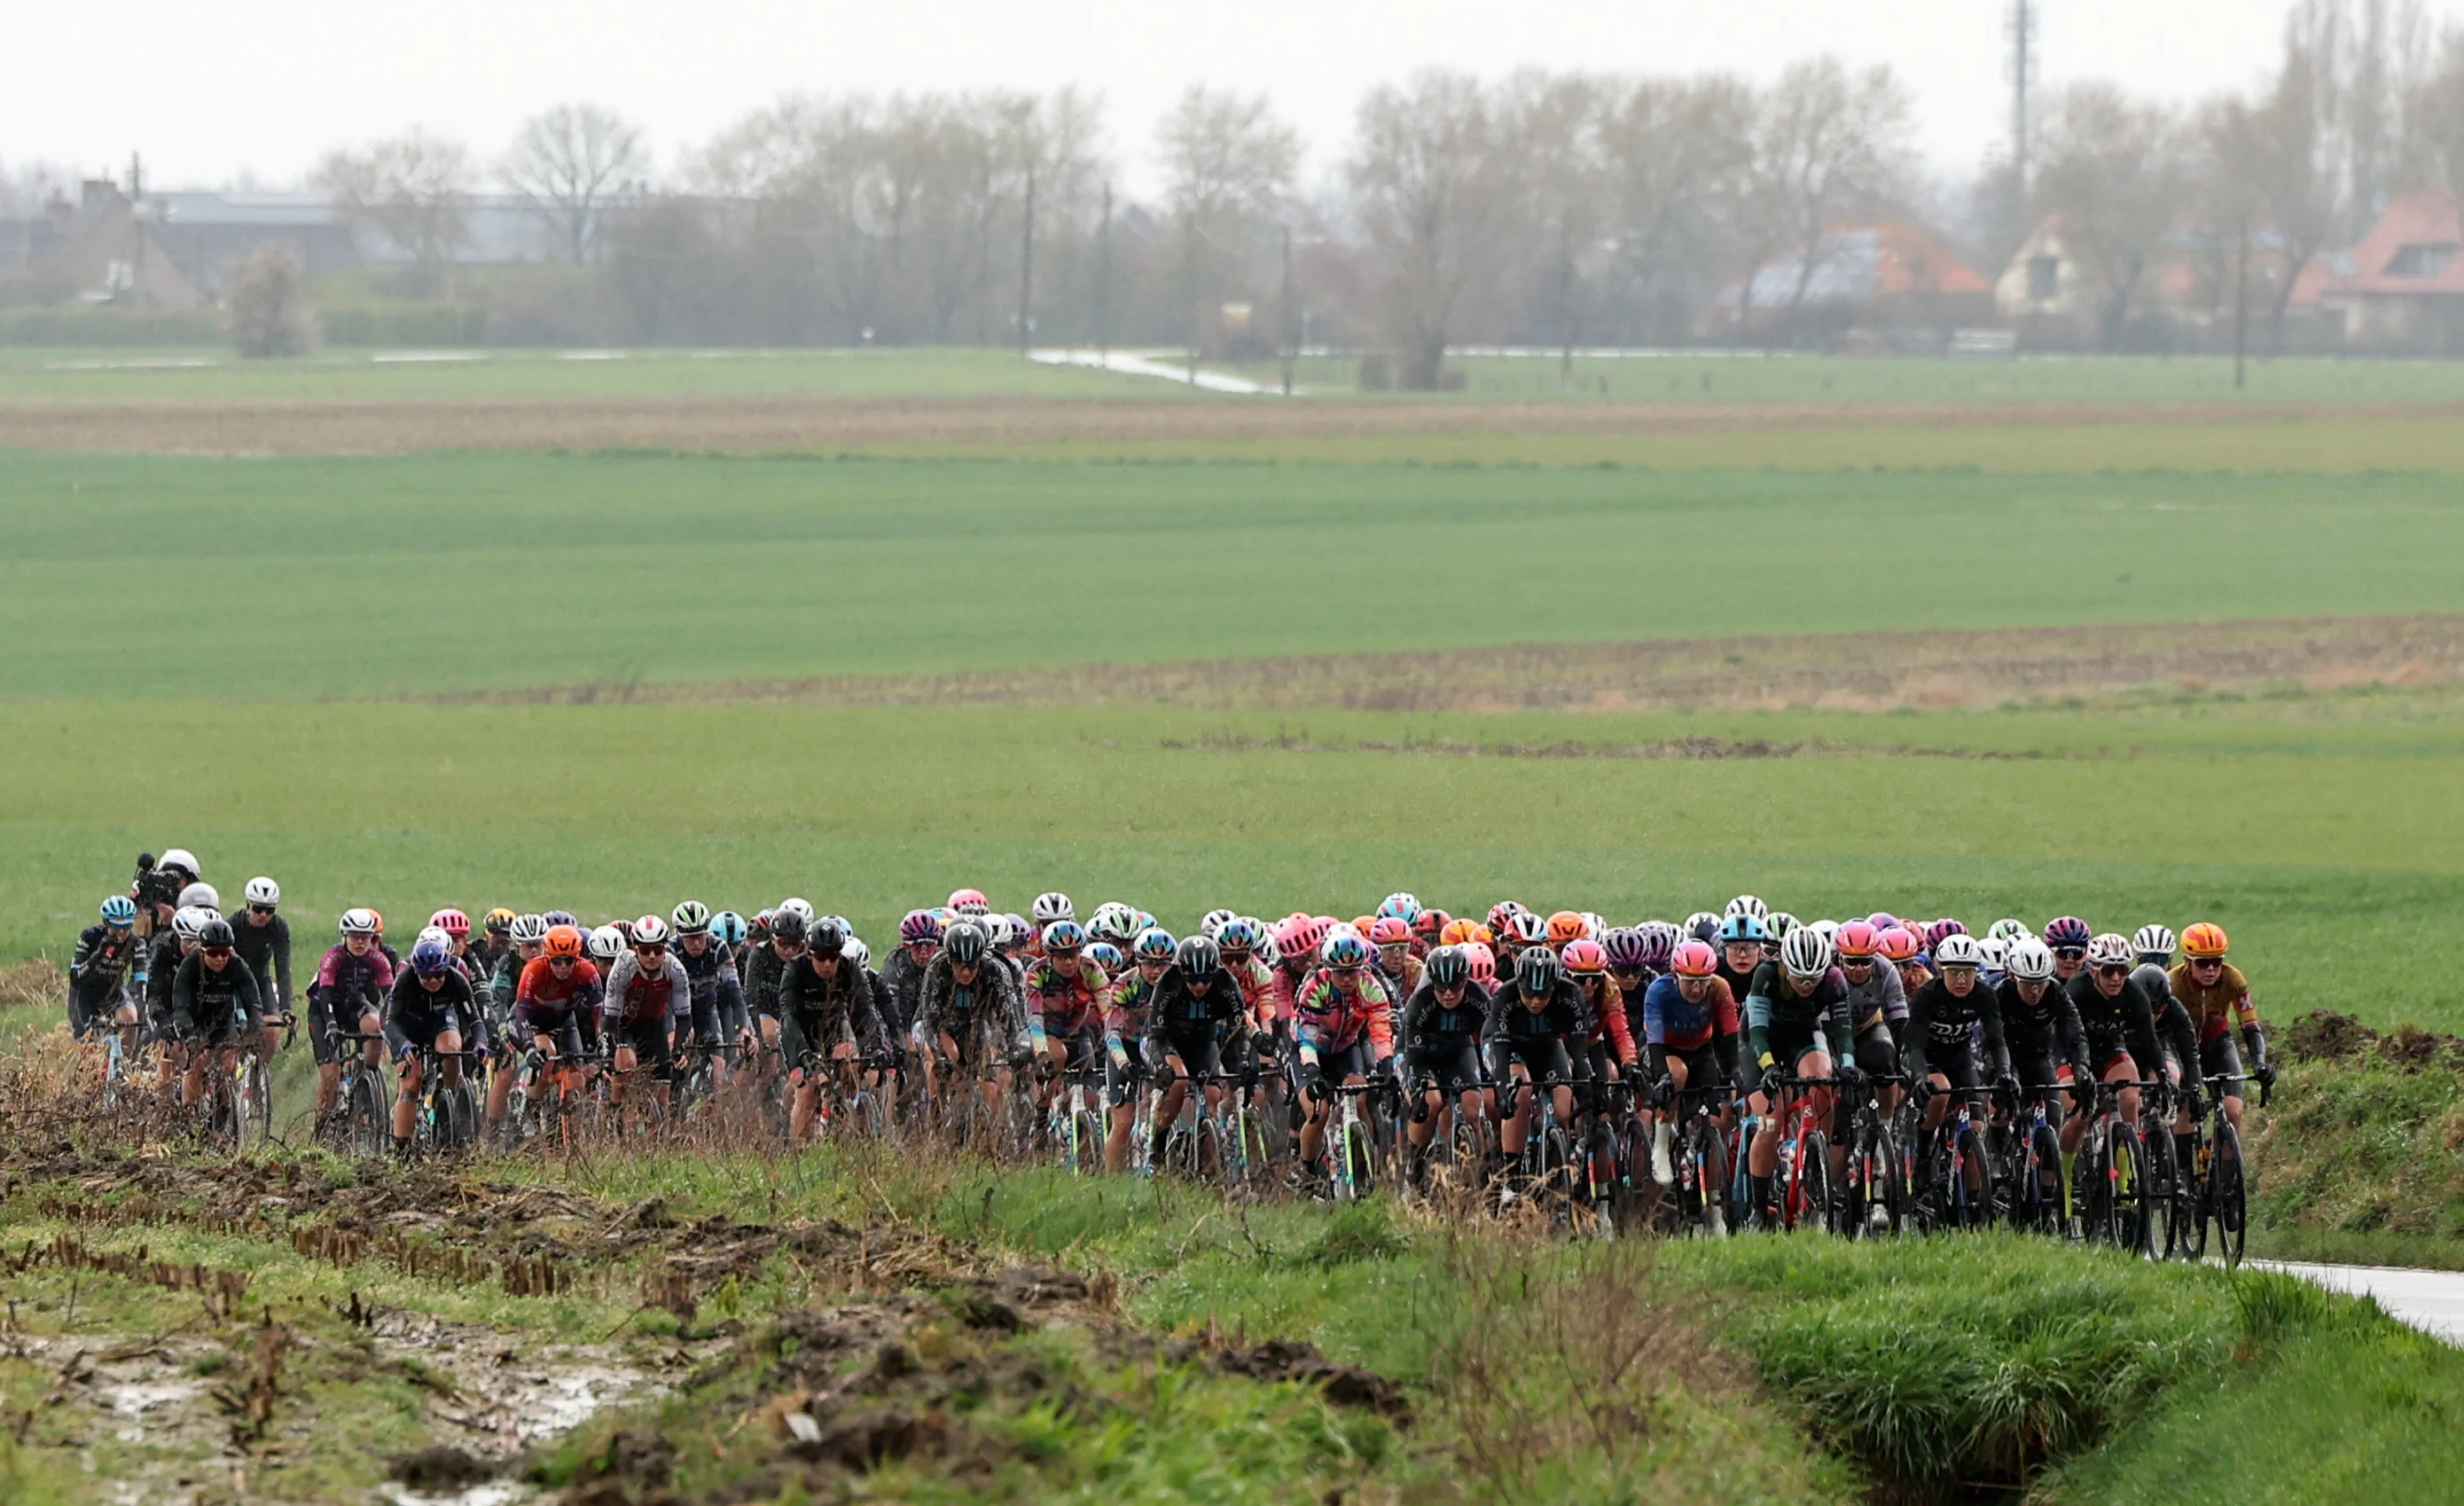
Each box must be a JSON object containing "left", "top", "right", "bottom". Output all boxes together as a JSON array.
[
  {"left": 876, "top": 947, "right": 928, "bottom": 1039},
  {"left": 2166, "top": 961, "right": 2259, "bottom": 1043},
  {"left": 1106, "top": 969, "right": 1161, "bottom": 1049},
  {"left": 1022, "top": 957, "right": 1111, "bottom": 1038},
  {"left": 1398, "top": 978, "right": 1490, "bottom": 1054},
  {"left": 1483, "top": 979, "right": 1584, "bottom": 1047},
  {"left": 385, "top": 968, "right": 472, "bottom": 1054},
  {"left": 1573, "top": 976, "right": 1638, "bottom": 1065},
  {"left": 1224, "top": 954, "right": 1275, "bottom": 1027},
  {"left": 675, "top": 937, "right": 743, "bottom": 1020},
  {"left": 740, "top": 941, "right": 802, "bottom": 1023},
  {"left": 776, "top": 953, "right": 880, "bottom": 1055},
  {"left": 171, "top": 953, "right": 262, "bottom": 1037},
  {"left": 1904, "top": 975, "right": 2009, "bottom": 1083},
  {"left": 1292, "top": 969, "right": 1395, "bottom": 1057},
  {"left": 310, "top": 944, "right": 396, "bottom": 1019},
  {"left": 1744, "top": 961, "right": 1851, "bottom": 1069},
  {"left": 2061, "top": 970, "right": 2169, "bottom": 1072},
  {"left": 1642, "top": 973, "right": 1740, "bottom": 1053},
  {"left": 917, "top": 952, "right": 1029, "bottom": 1049},
  {"left": 1839, "top": 961, "right": 1907, "bottom": 1034},
  {"left": 230, "top": 911, "right": 293, "bottom": 1016},
  {"left": 601, "top": 951, "right": 691, "bottom": 1031},
  {"left": 145, "top": 933, "right": 188, "bottom": 1019},
  {"left": 69, "top": 923, "right": 139, "bottom": 1011},
  {"left": 1994, "top": 977, "right": 2092, "bottom": 1086},
  {"left": 513, "top": 956, "right": 604, "bottom": 1036}
]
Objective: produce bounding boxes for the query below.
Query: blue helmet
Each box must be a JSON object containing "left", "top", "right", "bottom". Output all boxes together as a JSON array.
[
  {"left": 1132, "top": 927, "right": 1177, "bottom": 963},
  {"left": 410, "top": 937, "right": 454, "bottom": 976},
  {"left": 100, "top": 895, "right": 138, "bottom": 926},
  {"left": 1717, "top": 914, "right": 1769, "bottom": 945},
  {"left": 711, "top": 910, "right": 748, "bottom": 945}
]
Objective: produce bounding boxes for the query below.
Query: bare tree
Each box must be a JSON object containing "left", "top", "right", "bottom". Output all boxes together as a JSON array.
[
  {"left": 1496, "top": 71, "right": 1609, "bottom": 380},
  {"left": 502, "top": 103, "right": 647, "bottom": 264},
  {"left": 316, "top": 129, "right": 476, "bottom": 297},
  {"left": 1738, "top": 58, "right": 1914, "bottom": 341},
  {"left": 1346, "top": 70, "right": 1512, "bottom": 388},
  {"left": 2034, "top": 82, "right": 2188, "bottom": 350},
  {"left": 2284, "top": 0, "right": 2436, "bottom": 237},
  {"left": 1156, "top": 85, "right": 1300, "bottom": 361},
  {"left": 226, "top": 245, "right": 318, "bottom": 358},
  {"left": 1599, "top": 75, "right": 1757, "bottom": 342},
  {"left": 2418, "top": 26, "right": 2464, "bottom": 207},
  {"left": 2202, "top": 55, "right": 2336, "bottom": 352}
]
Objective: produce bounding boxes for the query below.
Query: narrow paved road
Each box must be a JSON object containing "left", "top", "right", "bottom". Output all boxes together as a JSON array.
[{"left": 2259, "top": 1260, "right": 2464, "bottom": 1344}]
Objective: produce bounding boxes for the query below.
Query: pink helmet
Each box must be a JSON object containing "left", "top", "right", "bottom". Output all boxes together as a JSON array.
[{"left": 1463, "top": 943, "right": 1498, "bottom": 987}]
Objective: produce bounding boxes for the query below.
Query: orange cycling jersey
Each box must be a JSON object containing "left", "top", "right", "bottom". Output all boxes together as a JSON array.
[{"left": 2167, "top": 961, "right": 2258, "bottom": 1042}]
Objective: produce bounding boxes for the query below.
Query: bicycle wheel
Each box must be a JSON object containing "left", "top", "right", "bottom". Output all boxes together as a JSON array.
[
  {"left": 2026, "top": 1121, "right": 2067, "bottom": 1237},
  {"left": 2108, "top": 1122, "right": 2152, "bottom": 1256},
  {"left": 2210, "top": 1119, "right": 2247, "bottom": 1267},
  {"left": 347, "top": 1071, "right": 391, "bottom": 1157},
  {"left": 1838, "top": 1122, "right": 1876, "bottom": 1239},
  {"left": 2143, "top": 1125, "right": 2186, "bottom": 1260},
  {"left": 1070, "top": 1108, "right": 1105, "bottom": 1174},
  {"left": 236, "top": 1058, "right": 273, "bottom": 1152},
  {"left": 1794, "top": 1132, "right": 1834, "bottom": 1234},
  {"left": 1953, "top": 1122, "right": 1996, "bottom": 1229},
  {"left": 1336, "top": 1118, "right": 1374, "bottom": 1202}
]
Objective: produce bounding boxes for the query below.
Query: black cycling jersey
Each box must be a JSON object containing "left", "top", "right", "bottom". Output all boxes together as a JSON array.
[
  {"left": 1904, "top": 976, "right": 2009, "bottom": 1081},
  {"left": 2062, "top": 970, "right": 2167, "bottom": 1072},
  {"left": 385, "top": 968, "right": 473, "bottom": 1053},
  {"left": 877, "top": 948, "right": 928, "bottom": 1038},
  {"left": 229, "top": 912, "right": 293, "bottom": 1013},
  {"left": 1993, "top": 977, "right": 2093, "bottom": 1083},
  {"left": 70, "top": 923, "right": 140, "bottom": 1008},
  {"left": 1399, "top": 978, "right": 1490, "bottom": 1054},
  {"left": 1744, "top": 961, "right": 1851, "bottom": 1067},
  {"left": 1150, "top": 966, "right": 1248, "bottom": 1035},
  {"left": 171, "top": 953, "right": 262, "bottom": 1036}
]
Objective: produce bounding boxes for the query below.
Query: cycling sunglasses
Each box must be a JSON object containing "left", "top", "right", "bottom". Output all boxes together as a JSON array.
[
  {"left": 202, "top": 946, "right": 232, "bottom": 961},
  {"left": 248, "top": 904, "right": 277, "bottom": 917},
  {"left": 2188, "top": 956, "right": 2225, "bottom": 969},
  {"left": 2053, "top": 946, "right": 2088, "bottom": 961},
  {"left": 2093, "top": 963, "right": 2132, "bottom": 978}
]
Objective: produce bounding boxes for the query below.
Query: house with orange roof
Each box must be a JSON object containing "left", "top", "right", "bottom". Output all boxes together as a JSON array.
[{"left": 2289, "top": 192, "right": 2464, "bottom": 353}]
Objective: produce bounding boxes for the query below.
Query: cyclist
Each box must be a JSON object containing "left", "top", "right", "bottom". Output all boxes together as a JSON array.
[
  {"left": 2168, "top": 922, "right": 2273, "bottom": 1139},
  {"left": 1371, "top": 916, "right": 1422, "bottom": 1001},
  {"left": 469, "top": 909, "right": 517, "bottom": 979},
  {"left": 880, "top": 911, "right": 940, "bottom": 1045},
  {"left": 170, "top": 918, "right": 265, "bottom": 1112},
  {"left": 1834, "top": 921, "right": 1908, "bottom": 1115},
  {"left": 1997, "top": 937, "right": 2094, "bottom": 1149},
  {"left": 1484, "top": 945, "right": 1585, "bottom": 1200},
  {"left": 383, "top": 933, "right": 473, "bottom": 1151},
  {"left": 1101, "top": 929, "right": 1166, "bottom": 1172},
  {"left": 304, "top": 908, "right": 394, "bottom": 1123},
  {"left": 145, "top": 906, "right": 209, "bottom": 1050},
  {"left": 1562, "top": 937, "right": 1637, "bottom": 1110},
  {"left": 1639, "top": 938, "right": 1740, "bottom": 1187},
  {"left": 919, "top": 918, "right": 1030, "bottom": 1122},
  {"left": 2060, "top": 933, "right": 2188, "bottom": 1159},
  {"left": 1292, "top": 929, "right": 1396, "bottom": 1183},
  {"left": 231, "top": 878, "right": 293, "bottom": 1030},
  {"left": 494, "top": 923, "right": 603, "bottom": 1129},
  {"left": 1021, "top": 920, "right": 1112, "bottom": 1118},
  {"left": 2043, "top": 915, "right": 2093, "bottom": 984},
  {"left": 669, "top": 901, "right": 746, "bottom": 1077},
  {"left": 778, "top": 916, "right": 880, "bottom": 1141},
  {"left": 1903, "top": 934, "right": 2013, "bottom": 1188},
  {"left": 742, "top": 908, "right": 811, "bottom": 1081},
  {"left": 485, "top": 914, "right": 547, "bottom": 1069},
  {"left": 69, "top": 895, "right": 143, "bottom": 1045},
  {"left": 1397, "top": 944, "right": 1491, "bottom": 1176},
  {"left": 599, "top": 915, "right": 692, "bottom": 1121},
  {"left": 1743, "top": 927, "right": 1854, "bottom": 1227},
  {"left": 1714, "top": 914, "right": 1767, "bottom": 1004},
  {"left": 1495, "top": 911, "right": 1547, "bottom": 973},
  {"left": 1140, "top": 935, "right": 1254, "bottom": 1173},
  {"left": 1879, "top": 925, "right": 1929, "bottom": 1000}
]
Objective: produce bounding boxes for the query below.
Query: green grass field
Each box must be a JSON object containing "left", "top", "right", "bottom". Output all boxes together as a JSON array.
[{"left": 8, "top": 450, "right": 2464, "bottom": 699}]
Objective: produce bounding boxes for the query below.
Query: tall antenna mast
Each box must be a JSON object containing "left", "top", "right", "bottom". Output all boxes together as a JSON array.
[{"left": 2008, "top": 0, "right": 2038, "bottom": 202}]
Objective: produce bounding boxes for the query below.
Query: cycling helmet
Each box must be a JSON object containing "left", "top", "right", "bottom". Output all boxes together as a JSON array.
[
  {"left": 430, "top": 908, "right": 471, "bottom": 938},
  {"left": 2043, "top": 916, "right": 2092, "bottom": 950},
  {"left": 2132, "top": 923, "right": 2178, "bottom": 961},
  {"left": 1561, "top": 938, "right": 1607, "bottom": 976},
  {"left": 975, "top": 914, "right": 1011, "bottom": 950},
  {"left": 1725, "top": 894, "right": 1767, "bottom": 922},
  {"left": 899, "top": 910, "right": 943, "bottom": 946},
  {"left": 100, "top": 895, "right": 138, "bottom": 926},
  {"left": 1515, "top": 945, "right": 1561, "bottom": 995},
  {"left": 1438, "top": 918, "right": 1484, "bottom": 947},
  {"left": 2085, "top": 934, "right": 2133, "bottom": 969},
  {"left": 1287, "top": 914, "right": 1333, "bottom": 959},
  {"left": 483, "top": 906, "right": 515, "bottom": 934},
  {"left": 1216, "top": 917, "right": 1262, "bottom": 954},
  {"left": 1765, "top": 912, "right": 1799, "bottom": 941},
  {"left": 943, "top": 920, "right": 989, "bottom": 966},
  {"left": 1031, "top": 892, "right": 1076, "bottom": 925},
  {"left": 1041, "top": 919, "right": 1086, "bottom": 953},
  {"left": 1924, "top": 919, "right": 1969, "bottom": 950},
  {"left": 1254, "top": 930, "right": 1282, "bottom": 969},
  {"left": 1780, "top": 928, "right": 1834, "bottom": 977},
  {"left": 196, "top": 918, "right": 235, "bottom": 950},
  {"left": 405, "top": 933, "right": 453, "bottom": 974},
  {"left": 1834, "top": 921, "right": 1881, "bottom": 960},
  {"left": 613, "top": 919, "right": 638, "bottom": 945},
  {"left": 776, "top": 898, "right": 817, "bottom": 928},
  {"left": 670, "top": 900, "right": 712, "bottom": 936},
  {"left": 1486, "top": 900, "right": 1529, "bottom": 934},
  {"left": 1977, "top": 937, "right": 2008, "bottom": 972},
  {"left": 1637, "top": 923, "right": 1678, "bottom": 970},
  {"left": 1864, "top": 911, "right": 1898, "bottom": 932},
  {"left": 1988, "top": 918, "right": 2031, "bottom": 943},
  {"left": 1504, "top": 911, "right": 1548, "bottom": 946},
  {"left": 1545, "top": 911, "right": 1587, "bottom": 947},
  {"left": 948, "top": 888, "right": 990, "bottom": 914},
  {"left": 1684, "top": 912, "right": 1722, "bottom": 945},
  {"left": 712, "top": 910, "right": 748, "bottom": 945},
  {"left": 1670, "top": 939, "right": 1718, "bottom": 978},
  {"left": 1463, "top": 943, "right": 1498, "bottom": 988},
  {"left": 1085, "top": 940, "right": 1122, "bottom": 972},
  {"left": 622, "top": 914, "right": 662, "bottom": 949},
  {"left": 1875, "top": 926, "right": 1921, "bottom": 963},
  {"left": 1176, "top": 935, "right": 1221, "bottom": 975},
  {"left": 1410, "top": 908, "right": 1451, "bottom": 945},
  {"left": 844, "top": 937, "right": 871, "bottom": 968},
  {"left": 1580, "top": 911, "right": 1607, "bottom": 942},
  {"left": 1717, "top": 914, "right": 1769, "bottom": 945},
  {"left": 1323, "top": 931, "right": 1372, "bottom": 969},
  {"left": 587, "top": 925, "right": 624, "bottom": 961},
  {"left": 808, "top": 915, "right": 849, "bottom": 954},
  {"left": 173, "top": 907, "right": 209, "bottom": 942},
  {"left": 1369, "top": 915, "right": 1412, "bottom": 947},
  {"left": 2181, "top": 922, "right": 2229, "bottom": 960},
  {"left": 1132, "top": 927, "right": 1177, "bottom": 964},
  {"left": 1378, "top": 891, "right": 1423, "bottom": 922},
  {"left": 178, "top": 882, "right": 220, "bottom": 913},
  {"left": 771, "top": 909, "right": 810, "bottom": 945},
  {"left": 1089, "top": 908, "right": 1140, "bottom": 947},
  {"left": 340, "top": 907, "right": 379, "bottom": 937},
  {"left": 1935, "top": 934, "right": 1983, "bottom": 969},
  {"left": 2006, "top": 937, "right": 2055, "bottom": 981},
  {"left": 158, "top": 849, "right": 200, "bottom": 880},
  {"left": 1201, "top": 908, "right": 1239, "bottom": 938},
  {"left": 1601, "top": 928, "right": 1647, "bottom": 969},
  {"left": 510, "top": 913, "right": 549, "bottom": 945},
  {"left": 244, "top": 877, "right": 281, "bottom": 908},
  {"left": 544, "top": 924, "right": 585, "bottom": 959},
  {"left": 542, "top": 910, "right": 578, "bottom": 930},
  {"left": 999, "top": 915, "right": 1029, "bottom": 951},
  {"left": 1425, "top": 945, "right": 1470, "bottom": 989},
  {"left": 1089, "top": 900, "right": 1134, "bottom": 935}
]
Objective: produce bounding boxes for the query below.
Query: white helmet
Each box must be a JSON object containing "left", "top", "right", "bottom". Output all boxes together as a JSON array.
[
  {"left": 1976, "top": 937, "right": 2008, "bottom": 972},
  {"left": 1032, "top": 892, "right": 1076, "bottom": 925},
  {"left": 509, "top": 913, "right": 549, "bottom": 945},
  {"left": 1779, "top": 927, "right": 1833, "bottom": 977},
  {"left": 632, "top": 914, "right": 670, "bottom": 947},
  {"left": 1936, "top": 934, "right": 1984, "bottom": 969},
  {"left": 172, "top": 906, "right": 210, "bottom": 941},
  {"left": 340, "top": 907, "right": 379, "bottom": 937},
  {"left": 2086, "top": 934, "right": 2133, "bottom": 969},
  {"left": 588, "top": 925, "right": 625, "bottom": 960},
  {"left": 1201, "top": 908, "right": 1238, "bottom": 938},
  {"left": 844, "top": 937, "right": 871, "bottom": 968},
  {"left": 776, "top": 898, "right": 816, "bottom": 928},
  {"left": 158, "top": 848, "right": 200, "bottom": 879},
  {"left": 1725, "top": 894, "right": 1768, "bottom": 922},
  {"left": 177, "top": 882, "right": 220, "bottom": 913},
  {"left": 1809, "top": 918, "right": 1840, "bottom": 944},
  {"left": 2132, "top": 924, "right": 2178, "bottom": 960},
  {"left": 416, "top": 924, "right": 453, "bottom": 954},
  {"left": 2006, "top": 938, "right": 2055, "bottom": 982},
  {"left": 243, "top": 876, "right": 280, "bottom": 907},
  {"left": 1579, "top": 912, "right": 1607, "bottom": 942}
]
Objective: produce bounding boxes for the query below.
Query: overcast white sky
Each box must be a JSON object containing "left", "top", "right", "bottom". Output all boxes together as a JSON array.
[{"left": 9, "top": 0, "right": 2460, "bottom": 194}]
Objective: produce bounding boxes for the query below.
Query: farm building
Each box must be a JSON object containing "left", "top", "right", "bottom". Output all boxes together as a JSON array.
[
  {"left": 1703, "top": 224, "right": 1991, "bottom": 348},
  {"left": 2289, "top": 192, "right": 2464, "bottom": 355}
]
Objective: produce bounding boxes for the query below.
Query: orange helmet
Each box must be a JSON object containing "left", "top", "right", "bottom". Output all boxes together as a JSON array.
[
  {"left": 367, "top": 907, "right": 386, "bottom": 935},
  {"left": 1876, "top": 926, "right": 1922, "bottom": 963},
  {"left": 543, "top": 924, "right": 585, "bottom": 959},
  {"left": 1369, "top": 915, "right": 1412, "bottom": 946},
  {"left": 2181, "top": 922, "right": 2229, "bottom": 960},
  {"left": 1440, "top": 918, "right": 1483, "bottom": 947},
  {"left": 1352, "top": 914, "right": 1376, "bottom": 937},
  {"left": 1545, "top": 910, "right": 1587, "bottom": 947}
]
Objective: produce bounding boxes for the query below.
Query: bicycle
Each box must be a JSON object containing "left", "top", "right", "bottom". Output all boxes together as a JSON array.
[
  {"left": 1501, "top": 1073, "right": 1580, "bottom": 1228},
  {"left": 503, "top": 1045, "right": 597, "bottom": 1149},
  {"left": 1914, "top": 1082, "right": 1997, "bottom": 1233},
  {"left": 187, "top": 1016, "right": 280, "bottom": 1153},
  {"left": 1992, "top": 1082, "right": 2074, "bottom": 1239},
  {"left": 2188, "top": 1071, "right": 2266, "bottom": 1267},
  {"left": 411, "top": 1047, "right": 481, "bottom": 1154},
  {"left": 1318, "top": 1078, "right": 1386, "bottom": 1204},
  {"left": 1656, "top": 1083, "right": 1733, "bottom": 1239},
  {"left": 326, "top": 1029, "right": 395, "bottom": 1158},
  {"left": 1755, "top": 1075, "right": 1837, "bottom": 1235},
  {"left": 2076, "top": 1079, "right": 2164, "bottom": 1257},
  {"left": 1836, "top": 1072, "right": 1910, "bottom": 1239}
]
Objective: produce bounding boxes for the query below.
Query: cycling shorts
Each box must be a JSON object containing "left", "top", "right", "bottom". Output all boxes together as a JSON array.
[
  {"left": 2200, "top": 1033, "right": 2246, "bottom": 1101},
  {"left": 1406, "top": 1039, "right": 1482, "bottom": 1096},
  {"left": 1764, "top": 1018, "right": 1832, "bottom": 1073},
  {"left": 1309, "top": 1039, "right": 1374, "bottom": 1088},
  {"left": 1490, "top": 1035, "right": 1574, "bottom": 1090},
  {"left": 1666, "top": 1042, "right": 1726, "bottom": 1095},
  {"left": 1921, "top": 1041, "right": 1982, "bottom": 1094},
  {"left": 619, "top": 1016, "right": 674, "bottom": 1083}
]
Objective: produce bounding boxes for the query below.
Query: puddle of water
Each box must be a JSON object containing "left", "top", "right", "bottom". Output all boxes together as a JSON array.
[{"left": 380, "top": 1485, "right": 533, "bottom": 1506}]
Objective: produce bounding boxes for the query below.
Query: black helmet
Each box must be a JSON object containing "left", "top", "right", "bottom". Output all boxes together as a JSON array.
[
  {"left": 1174, "top": 935, "right": 1220, "bottom": 976},
  {"left": 1516, "top": 945, "right": 1561, "bottom": 995},
  {"left": 943, "top": 920, "right": 989, "bottom": 966},
  {"left": 1426, "top": 945, "right": 1469, "bottom": 989},
  {"left": 770, "top": 910, "right": 808, "bottom": 944},
  {"left": 199, "top": 918, "right": 237, "bottom": 949},
  {"left": 808, "top": 916, "right": 849, "bottom": 955}
]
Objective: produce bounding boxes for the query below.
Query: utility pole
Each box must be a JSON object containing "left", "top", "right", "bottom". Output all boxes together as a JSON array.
[
  {"left": 2007, "top": 1, "right": 2037, "bottom": 217},
  {"left": 1279, "top": 224, "right": 1295, "bottom": 396},
  {"left": 1017, "top": 169, "right": 1036, "bottom": 358},
  {"left": 1094, "top": 181, "right": 1112, "bottom": 358},
  {"left": 2233, "top": 220, "right": 2250, "bottom": 390}
]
